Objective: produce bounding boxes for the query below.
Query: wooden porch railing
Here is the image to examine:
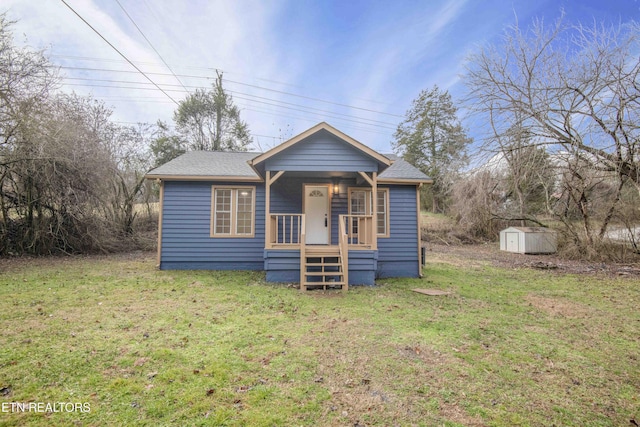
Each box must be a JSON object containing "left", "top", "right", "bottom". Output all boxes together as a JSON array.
[
  {"left": 340, "top": 214, "right": 375, "bottom": 248},
  {"left": 269, "top": 214, "right": 303, "bottom": 247},
  {"left": 338, "top": 213, "right": 349, "bottom": 287}
]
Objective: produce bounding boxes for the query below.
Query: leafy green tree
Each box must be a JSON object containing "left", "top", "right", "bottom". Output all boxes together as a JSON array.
[
  {"left": 149, "top": 120, "right": 185, "bottom": 167},
  {"left": 393, "top": 85, "right": 472, "bottom": 213},
  {"left": 173, "top": 71, "right": 251, "bottom": 151}
]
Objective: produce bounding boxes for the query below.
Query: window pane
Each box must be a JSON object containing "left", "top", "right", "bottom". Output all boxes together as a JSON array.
[
  {"left": 214, "top": 189, "right": 231, "bottom": 234},
  {"left": 377, "top": 190, "right": 386, "bottom": 235},
  {"left": 351, "top": 191, "right": 367, "bottom": 215},
  {"left": 236, "top": 189, "right": 253, "bottom": 235}
]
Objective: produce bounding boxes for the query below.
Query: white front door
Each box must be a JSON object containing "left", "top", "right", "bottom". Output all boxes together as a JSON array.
[{"left": 304, "top": 185, "right": 329, "bottom": 244}]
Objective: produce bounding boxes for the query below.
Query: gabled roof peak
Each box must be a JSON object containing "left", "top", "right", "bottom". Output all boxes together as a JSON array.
[{"left": 250, "top": 122, "right": 391, "bottom": 166}]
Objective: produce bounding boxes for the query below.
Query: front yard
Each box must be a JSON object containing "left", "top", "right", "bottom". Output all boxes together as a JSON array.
[{"left": 0, "top": 249, "right": 638, "bottom": 426}]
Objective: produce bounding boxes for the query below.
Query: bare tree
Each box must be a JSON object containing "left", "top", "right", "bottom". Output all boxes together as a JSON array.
[
  {"left": 465, "top": 14, "right": 640, "bottom": 252},
  {"left": 0, "top": 14, "right": 59, "bottom": 148},
  {"left": 0, "top": 15, "right": 159, "bottom": 254},
  {"left": 489, "top": 119, "right": 555, "bottom": 224},
  {"left": 466, "top": 15, "right": 639, "bottom": 192},
  {"left": 450, "top": 170, "right": 505, "bottom": 240},
  {"left": 107, "top": 123, "right": 155, "bottom": 236}
]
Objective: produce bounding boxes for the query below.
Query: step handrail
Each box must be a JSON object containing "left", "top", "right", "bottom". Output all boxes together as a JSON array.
[
  {"left": 299, "top": 214, "right": 306, "bottom": 290},
  {"left": 338, "top": 215, "right": 349, "bottom": 290}
]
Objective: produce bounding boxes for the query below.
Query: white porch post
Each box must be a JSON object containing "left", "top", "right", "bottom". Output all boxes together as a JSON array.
[
  {"left": 357, "top": 171, "right": 378, "bottom": 249},
  {"left": 371, "top": 171, "right": 377, "bottom": 250},
  {"left": 265, "top": 171, "right": 271, "bottom": 249}
]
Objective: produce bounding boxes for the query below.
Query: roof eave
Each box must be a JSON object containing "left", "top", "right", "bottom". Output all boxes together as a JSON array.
[
  {"left": 378, "top": 178, "right": 434, "bottom": 184},
  {"left": 144, "top": 174, "right": 264, "bottom": 182}
]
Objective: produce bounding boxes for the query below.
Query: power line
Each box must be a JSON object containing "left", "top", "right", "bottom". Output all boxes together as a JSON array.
[
  {"left": 56, "top": 65, "right": 402, "bottom": 118},
  {"left": 52, "top": 56, "right": 398, "bottom": 138},
  {"left": 51, "top": 53, "right": 337, "bottom": 92},
  {"left": 238, "top": 105, "right": 394, "bottom": 138},
  {"left": 82, "top": 88, "right": 393, "bottom": 137},
  {"left": 114, "top": 0, "right": 189, "bottom": 94},
  {"left": 232, "top": 94, "right": 395, "bottom": 130},
  {"left": 63, "top": 81, "right": 397, "bottom": 131},
  {"left": 112, "top": 119, "right": 281, "bottom": 140},
  {"left": 59, "top": 0, "right": 179, "bottom": 105},
  {"left": 61, "top": 76, "right": 398, "bottom": 128}
]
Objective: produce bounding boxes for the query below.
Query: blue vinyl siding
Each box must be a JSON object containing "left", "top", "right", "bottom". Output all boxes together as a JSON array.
[
  {"left": 347, "top": 250, "right": 377, "bottom": 285},
  {"left": 270, "top": 177, "right": 304, "bottom": 213},
  {"left": 330, "top": 191, "right": 348, "bottom": 245},
  {"left": 160, "top": 181, "right": 265, "bottom": 270},
  {"left": 158, "top": 180, "right": 420, "bottom": 281},
  {"left": 265, "top": 129, "right": 378, "bottom": 172},
  {"left": 377, "top": 185, "right": 420, "bottom": 278}
]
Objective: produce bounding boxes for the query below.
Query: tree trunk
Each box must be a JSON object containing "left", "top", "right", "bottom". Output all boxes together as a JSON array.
[{"left": 215, "top": 105, "right": 222, "bottom": 151}]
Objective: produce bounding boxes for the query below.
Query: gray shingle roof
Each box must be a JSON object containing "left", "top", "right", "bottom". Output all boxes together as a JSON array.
[
  {"left": 145, "top": 150, "right": 431, "bottom": 183},
  {"left": 146, "top": 151, "right": 260, "bottom": 178},
  {"left": 379, "top": 154, "right": 431, "bottom": 182}
]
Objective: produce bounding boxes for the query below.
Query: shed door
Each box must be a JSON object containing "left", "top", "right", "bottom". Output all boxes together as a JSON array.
[
  {"left": 304, "top": 185, "right": 329, "bottom": 244},
  {"left": 506, "top": 232, "right": 519, "bottom": 252}
]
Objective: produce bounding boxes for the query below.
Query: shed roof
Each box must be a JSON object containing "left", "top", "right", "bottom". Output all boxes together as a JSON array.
[{"left": 502, "top": 227, "right": 556, "bottom": 233}]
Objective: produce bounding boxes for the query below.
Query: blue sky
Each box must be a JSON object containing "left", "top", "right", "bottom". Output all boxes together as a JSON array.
[{"left": 4, "top": 0, "right": 639, "bottom": 153}]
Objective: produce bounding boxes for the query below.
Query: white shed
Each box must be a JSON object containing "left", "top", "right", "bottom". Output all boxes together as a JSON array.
[{"left": 499, "top": 227, "right": 557, "bottom": 254}]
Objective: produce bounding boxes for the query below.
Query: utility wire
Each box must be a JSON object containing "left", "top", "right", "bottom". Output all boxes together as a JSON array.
[
  {"left": 237, "top": 105, "right": 393, "bottom": 138},
  {"left": 62, "top": 76, "right": 398, "bottom": 128},
  {"left": 114, "top": 0, "right": 189, "bottom": 94},
  {"left": 57, "top": 65, "right": 402, "bottom": 117},
  {"left": 71, "top": 82, "right": 393, "bottom": 137},
  {"left": 63, "top": 82, "right": 397, "bottom": 131},
  {"left": 51, "top": 52, "right": 371, "bottom": 93},
  {"left": 111, "top": 119, "right": 281, "bottom": 140},
  {"left": 59, "top": 0, "right": 179, "bottom": 105}
]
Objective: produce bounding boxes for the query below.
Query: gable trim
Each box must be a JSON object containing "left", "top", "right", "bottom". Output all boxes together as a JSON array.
[{"left": 250, "top": 122, "right": 391, "bottom": 167}]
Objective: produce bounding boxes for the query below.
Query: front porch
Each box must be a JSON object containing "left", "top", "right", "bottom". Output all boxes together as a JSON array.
[{"left": 263, "top": 170, "right": 382, "bottom": 290}]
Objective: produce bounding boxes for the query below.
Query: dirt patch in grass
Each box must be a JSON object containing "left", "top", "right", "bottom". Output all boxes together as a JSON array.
[
  {"left": 0, "top": 250, "right": 154, "bottom": 273},
  {"left": 525, "top": 294, "right": 593, "bottom": 318},
  {"left": 425, "top": 242, "right": 640, "bottom": 277},
  {"left": 396, "top": 344, "right": 452, "bottom": 365},
  {"left": 291, "top": 309, "right": 485, "bottom": 426},
  {"left": 440, "top": 403, "right": 486, "bottom": 426}
]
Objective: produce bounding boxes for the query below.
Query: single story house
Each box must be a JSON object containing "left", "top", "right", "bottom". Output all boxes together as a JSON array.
[{"left": 146, "top": 122, "right": 432, "bottom": 290}]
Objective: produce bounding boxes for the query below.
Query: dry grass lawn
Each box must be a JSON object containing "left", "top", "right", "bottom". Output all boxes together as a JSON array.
[{"left": 0, "top": 248, "right": 638, "bottom": 426}]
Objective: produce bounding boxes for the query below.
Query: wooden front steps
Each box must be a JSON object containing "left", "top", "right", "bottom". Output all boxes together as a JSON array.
[{"left": 300, "top": 245, "right": 347, "bottom": 291}]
